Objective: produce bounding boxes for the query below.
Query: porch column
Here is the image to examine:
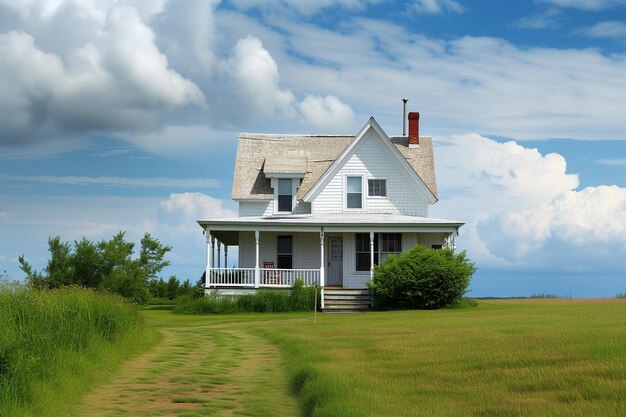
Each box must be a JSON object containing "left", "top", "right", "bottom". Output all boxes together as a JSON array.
[
  {"left": 211, "top": 236, "right": 216, "bottom": 271},
  {"left": 320, "top": 228, "right": 325, "bottom": 309},
  {"left": 370, "top": 231, "right": 375, "bottom": 279},
  {"left": 254, "top": 230, "right": 260, "bottom": 288},
  {"left": 217, "top": 240, "right": 221, "bottom": 269},
  {"left": 224, "top": 245, "right": 228, "bottom": 269},
  {"left": 319, "top": 229, "right": 325, "bottom": 287},
  {"left": 205, "top": 230, "right": 212, "bottom": 288}
]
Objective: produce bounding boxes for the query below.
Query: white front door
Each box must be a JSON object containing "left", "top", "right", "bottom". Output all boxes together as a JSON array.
[{"left": 327, "top": 238, "right": 343, "bottom": 286}]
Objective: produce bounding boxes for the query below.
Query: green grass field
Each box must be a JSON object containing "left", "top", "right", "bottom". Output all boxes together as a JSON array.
[{"left": 73, "top": 299, "right": 626, "bottom": 417}]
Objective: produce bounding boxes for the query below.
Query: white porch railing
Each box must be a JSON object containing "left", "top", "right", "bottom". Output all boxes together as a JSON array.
[
  {"left": 260, "top": 268, "right": 320, "bottom": 287},
  {"left": 206, "top": 268, "right": 255, "bottom": 287},
  {"left": 205, "top": 268, "right": 320, "bottom": 288}
]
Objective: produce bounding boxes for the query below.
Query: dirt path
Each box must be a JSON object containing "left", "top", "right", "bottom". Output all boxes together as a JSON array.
[{"left": 74, "top": 314, "right": 301, "bottom": 417}]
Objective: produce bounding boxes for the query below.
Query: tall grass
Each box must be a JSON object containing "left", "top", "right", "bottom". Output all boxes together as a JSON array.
[
  {"left": 174, "top": 282, "right": 319, "bottom": 314},
  {"left": 0, "top": 281, "right": 150, "bottom": 416}
]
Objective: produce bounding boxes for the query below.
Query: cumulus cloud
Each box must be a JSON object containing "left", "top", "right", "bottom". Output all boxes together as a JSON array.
[
  {"left": 432, "top": 134, "right": 625, "bottom": 272},
  {"left": 220, "top": 36, "right": 296, "bottom": 120},
  {"left": 299, "top": 95, "right": 355, "bottom": 131},
  {"left": 409, "top": 0, "right": 464, "bottom": 14},
  {"left": 477, "top": 186, "right": 626, "bottom": 270},
  {"left": 159, "top": 192, "right": 236, "bottom": 224},
  {"left": 0, "top": 4, "right": 204, "bottom": 144}
]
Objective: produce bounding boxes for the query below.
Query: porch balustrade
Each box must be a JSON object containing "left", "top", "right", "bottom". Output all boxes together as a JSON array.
[
  {"left": 206, "top": 268, "right": 255, "bottom": 287},
  {"left": 205, "top": 267, "right": 320, "bottom": 288},
  {"left": 260, "top": 268, "right": 320, "bottom": 287}
]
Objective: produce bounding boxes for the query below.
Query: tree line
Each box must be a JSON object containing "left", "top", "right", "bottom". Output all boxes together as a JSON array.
[{"left": 19, "top": 232, "right": 201, "bottom": 304}]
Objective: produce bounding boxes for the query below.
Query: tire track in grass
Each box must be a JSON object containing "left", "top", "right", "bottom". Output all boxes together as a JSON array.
[{"left": 75, "top": 321, "right": 300, "bottom": 417}]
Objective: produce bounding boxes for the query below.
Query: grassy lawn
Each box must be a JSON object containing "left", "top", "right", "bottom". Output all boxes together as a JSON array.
[{"left": 76, "top": 299, "right": 626, "bottom": 417}]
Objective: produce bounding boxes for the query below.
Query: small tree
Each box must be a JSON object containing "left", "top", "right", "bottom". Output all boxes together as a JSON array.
[
  {"left": 369, "top": 245, "right": 476, "bottom": 310},
  {"left": 18, "top": 231, "right": 172, "bottom": 304}
]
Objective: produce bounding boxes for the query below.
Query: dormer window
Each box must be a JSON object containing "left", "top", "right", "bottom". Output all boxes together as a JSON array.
[{"left": 277, "top": 179, "right": 293, "bottom": 213}]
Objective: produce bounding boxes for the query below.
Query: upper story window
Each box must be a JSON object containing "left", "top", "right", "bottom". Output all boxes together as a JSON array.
[
  {"left": 277, "top": 179, "right": 293, "bottom": 212},
  {"left": 346, "top": 176, "right": 363, "bottom": 209},
  {"left": 368, "top": 179, "right": 387, "bottom": 197}
]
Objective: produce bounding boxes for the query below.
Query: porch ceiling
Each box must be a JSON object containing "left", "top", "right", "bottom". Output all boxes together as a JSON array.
[{"left": 209, "top": 230, "right": 239, "bottom": 245}]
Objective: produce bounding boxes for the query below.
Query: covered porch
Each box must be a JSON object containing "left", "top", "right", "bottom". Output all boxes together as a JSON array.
[{"left": 199, "top": 214, "right": 463, "bottom": 297}]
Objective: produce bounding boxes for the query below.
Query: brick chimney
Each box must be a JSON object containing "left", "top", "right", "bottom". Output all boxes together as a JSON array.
[{"left": 408, "top": 112, "right": 419, "bottom": 148}]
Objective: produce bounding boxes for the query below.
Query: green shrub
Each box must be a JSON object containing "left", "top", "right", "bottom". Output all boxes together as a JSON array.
[
  {"left": 368, "top": 245, "right": 476, "bottom": 310},
  {"left": 173, "top": 280, "right": 320, "bottom": 314}
]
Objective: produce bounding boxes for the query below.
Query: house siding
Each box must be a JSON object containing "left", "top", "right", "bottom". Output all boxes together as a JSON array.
[
  {"left": 238, "top": 200, "right": 311, "bottom": 217},
  {"left": 239, "top": 201, "right": 271, "bottom": 217},
  {"left": 312, "top": 131, "right": 429, "bottom": 216},
  {"left": 237, "top": 231, "right": 320, "bottom": 269}
]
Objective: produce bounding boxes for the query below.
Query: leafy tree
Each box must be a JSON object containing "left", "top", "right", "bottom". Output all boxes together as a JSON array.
[
  {"left": 139, "top": 233, "right": 171, "bottom": 280},
  {"left": 18, "top": 231, "right": 172, "bottom": 304}
]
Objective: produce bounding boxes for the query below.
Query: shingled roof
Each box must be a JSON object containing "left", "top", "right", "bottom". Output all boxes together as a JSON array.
[{"left": 231, "top": 132, "right": 438, "bottom": 201}]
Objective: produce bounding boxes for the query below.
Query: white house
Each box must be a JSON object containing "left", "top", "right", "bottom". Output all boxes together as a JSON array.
[{"left": 198, "top": 112, "right": 464, "bottom": 309}]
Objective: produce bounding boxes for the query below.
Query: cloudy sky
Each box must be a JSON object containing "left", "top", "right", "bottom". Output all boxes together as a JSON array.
[{"left": 1, "top": 0, "right": 625, "bottom": 297}]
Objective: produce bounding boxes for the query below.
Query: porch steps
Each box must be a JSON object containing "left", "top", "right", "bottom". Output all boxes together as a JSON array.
[{"left": 322, "top": 289, "right": 371, "bottom": 312}]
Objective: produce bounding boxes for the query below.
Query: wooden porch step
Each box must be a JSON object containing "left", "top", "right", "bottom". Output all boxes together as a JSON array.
[
  {"left": 322, "top": 288, "right": 372, "bottom": 312},
  {"left": 324, "top": 289, "right": 370, "bottom": 295}
]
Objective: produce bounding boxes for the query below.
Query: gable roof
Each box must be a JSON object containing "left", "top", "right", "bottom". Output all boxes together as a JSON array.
[
  {"left": 231, "top": 118, "right": 438, "bottom": 201},
  {"left": 302, "top": 117, "right": 437, "bottom": 204}
]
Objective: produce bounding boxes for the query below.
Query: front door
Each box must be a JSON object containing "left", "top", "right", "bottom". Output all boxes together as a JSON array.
[{"left": 327, "top": 238, "right": 343, "bottom": 286}]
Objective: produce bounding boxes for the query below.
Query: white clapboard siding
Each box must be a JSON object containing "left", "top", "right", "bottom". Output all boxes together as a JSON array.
[{"left": 312, "top": 131, "right": 429, "bottom": 216}]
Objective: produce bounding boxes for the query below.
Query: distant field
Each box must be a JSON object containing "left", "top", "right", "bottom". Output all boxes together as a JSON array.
[{"left": 75, "top": 299, "right": 626, "bottom": 417}]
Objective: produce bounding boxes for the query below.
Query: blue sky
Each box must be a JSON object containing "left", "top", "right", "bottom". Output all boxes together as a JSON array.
[{"left": 0, "top": 0, "right": 625, "bottom": 296}]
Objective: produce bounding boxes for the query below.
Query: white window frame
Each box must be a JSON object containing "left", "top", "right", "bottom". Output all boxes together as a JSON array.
[
  {"left": 272, "top": 178, "right": 298, "bottom": 215},
  {"left": 380, "top": 233, "right": 402, "bottom": 261},
  {"left": 353, "top": 233, "right": 402, "bottom": 274},
  {"left": 343, "top": 174, "right": 365, "bottom": 212},
  {"left": 367, "top": 178, "right": 388, "bottom": 198}
]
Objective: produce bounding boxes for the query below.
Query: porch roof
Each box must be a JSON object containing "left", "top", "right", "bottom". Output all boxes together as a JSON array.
[{"left": 199, "top": 213, "right": 463, "bottom": 233}]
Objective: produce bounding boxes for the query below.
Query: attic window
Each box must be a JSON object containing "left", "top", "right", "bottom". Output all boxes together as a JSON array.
[
  {"left": 277, "top": 179, "right": 293, "bottom": 212},
  {"left": 368, "top": 179, "right": 387, "bottom": 197},
  {"left": 346, "top": 176, "right": 363, "bottom": 209}
]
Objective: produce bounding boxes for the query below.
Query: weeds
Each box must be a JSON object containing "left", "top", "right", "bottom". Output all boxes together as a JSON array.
[
  {"left": 0, "top": 282, "right": 149, "bottom": 416},
  {"left": 173, "top": 280, "right": 319, "bottom": 314}
]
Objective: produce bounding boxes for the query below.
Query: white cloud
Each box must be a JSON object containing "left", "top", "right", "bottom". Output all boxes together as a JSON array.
[
  {"left": 159, "top": 192, "right": 236, "bottom": 225},
  {"left": 578, "top": 21, "right": 626, "bottom": 39},
  {"left": 0, "top": 174, "right": 221, "bottom": 189},
  {"left": 513, "top": 8, "right": 561, "bottom": 29},
  {"left": 0, "top": 5, "right": 204, "bottom": 144},
  {"left": 267, "top": 18, "right": 626, "bottom": 140},
  {"left": 409, "top": 0, "right": 464, "bottom": 14},
  {"left": 538, "top": 0, "right": 626, "bottom": 11},
  {"left": 299, "top": 95, "right": 355, "bottom": 131},
  {"left": 431, "top": 134, "right": 626, "bottom": 272},
  {"left": 221, "top": 36, "right": 296, "bottom": 120},
  {"left": 477, "top": 185, "right": 626, "bottom": 270},
  {"left": 124, "top": 125, "right": 238, "bottom": 156}
]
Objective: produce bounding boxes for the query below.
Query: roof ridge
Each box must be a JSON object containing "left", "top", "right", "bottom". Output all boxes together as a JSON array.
[{"left": 239, "top": 133, "right": 356, "bottom": 138}]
